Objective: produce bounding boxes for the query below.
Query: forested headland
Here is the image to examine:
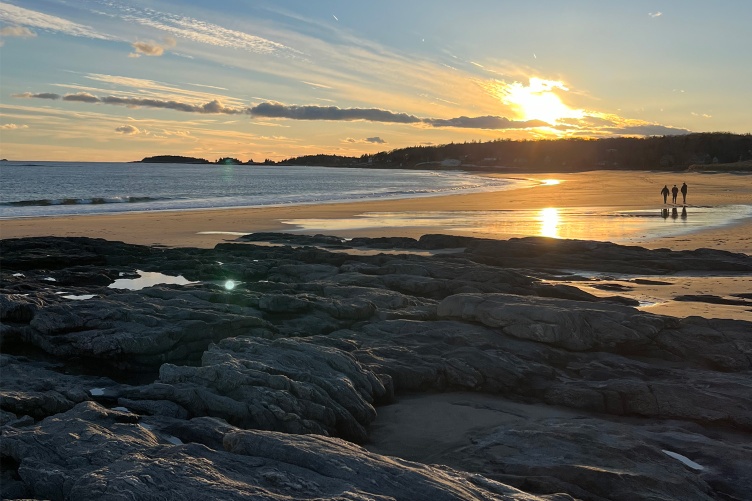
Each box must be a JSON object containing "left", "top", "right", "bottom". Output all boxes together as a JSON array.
[{"left": 140, "top": 132, "right": 752, "bottom": 172}]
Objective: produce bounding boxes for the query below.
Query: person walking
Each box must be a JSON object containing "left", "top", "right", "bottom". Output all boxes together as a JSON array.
[
  {"left": 671, "top": 184, "right": 679, "bottom": 204},
  {"left": 680, "top": 182, "right": 688, "bottom": 204},
  {"left": 661, "top": 185, "right": 670, "bottom": 204}
]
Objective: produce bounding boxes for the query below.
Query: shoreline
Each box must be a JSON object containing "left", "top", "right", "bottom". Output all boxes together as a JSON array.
[{"left": 1, "top": 170, "right": 750, "bottom": 255}]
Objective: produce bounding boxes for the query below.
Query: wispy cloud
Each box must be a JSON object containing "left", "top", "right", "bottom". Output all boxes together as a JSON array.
[
  {"left": 107, "top": 4, "right": 298, "bottom": 56},
  {"left": 345, "top": 136, "right": 386, "bottom": 144},
  {"left": 302, "top": 81, "right": 333, "bottom": 89},
  {"left": 115, "top": 125, "right": 140, "bottom": 134},
  {"left": 130, "top": 37, "right": 176, "bottom": 57},
  {"left": 13, "top": 92, "right": 61, "bottom": 100},
  {"left": 186, "top": 83, "right": 228, "bottom": 91},
  {"left": 1, "top": 123, "right": 29, "bottom": 129},
  {"left": 0, "top": 25, "right": 35, "bottom": 37},
  {"left": 0, "top": 24, "right": 36, "bottom": 45},
  {"left": 649, "top": 12, "right": 662, "bottom": 18},
  {"left": 0, "top": 2, "right": 116, "bottom": 40}
]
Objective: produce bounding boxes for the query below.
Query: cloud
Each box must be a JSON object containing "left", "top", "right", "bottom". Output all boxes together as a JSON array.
[
  {"left": 14, "top": 91, "right": 686, "bottom": 136},
  {"left": 344, "top": 136, "right": 387, "bottom": 144},
  {"left": 249, "top": 102, "right": 421, "bottom": 123},
  {"left": 0, "top": 25, "right": 35, "bottom": 37},
  {"left": 25, "top": 92, "right": 247, "bottom": 114},
  {"left": 424, "top": 115, "right": 550, "bottom": 129},
  {"left": 0, "top": 3, "right": 116, "bottom": 40},
  {"left": 606, "top": 124, "right": 691, "bottom": 136},
  {"left": 115, "top": 125, "right": 140, "bottom": 134},
  {"left": 1, "top": 123, "right": 29, "bottom": 129},
  {"left": 63, "top": 92, "right": 100, "bottom": 103},
  {"left": 13, "top": 92, "right": 61, "bottom": 100},
  {"left": 649, "top": 12, "right": 662, "bottom": 18},
  {"left": 0, "top": 25, "right": 36, "bottom": 45},
  {"left": 112, "top": 5, "right": 298, "bottom": 56},
  {"left": 246, "top": 102, "right": 548, "bottom": 130},
  {"left": 100, "top": 96, "right": 244, "bottom": 114},
  {"left": 130, "top": 37, "right": 176, "bottom": 57},
  {"left": 302, "top": 81, "right": 333, "bottom": 89}
]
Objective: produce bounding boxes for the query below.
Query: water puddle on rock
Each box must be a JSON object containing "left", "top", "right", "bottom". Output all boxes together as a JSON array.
[{"left": 108, "top": 270, "right": 197, "bottom": 290}]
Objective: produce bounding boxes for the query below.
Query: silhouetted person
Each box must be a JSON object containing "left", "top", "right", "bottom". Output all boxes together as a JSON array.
[
  {"left": 661, "top": 185, "right": 670, "bottom": 204},
  {"left": 681, "top": 206, "right": 687, "bottom": 219},
  {"left": 671, "top": 184, "right": 679, "bottom": 204},
  {"left": 671, "top": 207, "right": 678, "bottom": 219},
  {"left": 680, "top": 182, "right": 688, "bottom": 204},
  {"left": 661, "top": 208, "right": 669, "bottom": 219}
]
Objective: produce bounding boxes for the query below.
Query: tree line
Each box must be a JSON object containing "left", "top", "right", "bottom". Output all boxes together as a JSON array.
[
  {"left": 281, "top": 132, "right": 752, "bottom": 171},
  {"left": 140, "top": 133, "right": 751, "bottom": 171}
]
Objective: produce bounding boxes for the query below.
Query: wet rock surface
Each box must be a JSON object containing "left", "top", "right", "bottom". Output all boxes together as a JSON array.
[{"left": 1, "top": 234, "right": 751, "bottom": 500}]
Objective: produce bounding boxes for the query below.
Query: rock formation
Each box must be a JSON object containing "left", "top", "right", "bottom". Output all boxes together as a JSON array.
[{"left": 1, "top": 234, "right": 750, "bottom": 500}]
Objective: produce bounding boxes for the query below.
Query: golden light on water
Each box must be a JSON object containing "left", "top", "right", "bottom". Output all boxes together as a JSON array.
[
  {"left": 541, "top": 179, "right": 561, "bottom": 186},
  {"left": 539, "top": 207, "right": 559, "bottom": 238}
]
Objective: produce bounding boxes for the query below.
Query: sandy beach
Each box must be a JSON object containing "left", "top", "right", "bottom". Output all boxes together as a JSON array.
[
  {"left": 2, "top": 170, "right": 751, "bottom": 252},
  {"left": 2, "top": 169, "right": 751, "bottom": 322}
]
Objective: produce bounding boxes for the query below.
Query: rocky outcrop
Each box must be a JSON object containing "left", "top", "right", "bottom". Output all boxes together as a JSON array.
[
  {"left": 2, "top": 402, "right": 565, "bottom": 501},
  {"left": 1, "top": 235, "right": 751, "bottom": 500}
]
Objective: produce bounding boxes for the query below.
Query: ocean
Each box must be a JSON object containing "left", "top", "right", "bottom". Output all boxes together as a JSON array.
[{"left": 0, "top": 161, "right": 525, "bottom": 219}]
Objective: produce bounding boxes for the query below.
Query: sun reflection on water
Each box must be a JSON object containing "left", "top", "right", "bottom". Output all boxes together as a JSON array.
[{"left": 539, "top": 207, "right": 559, "bottom": 238}]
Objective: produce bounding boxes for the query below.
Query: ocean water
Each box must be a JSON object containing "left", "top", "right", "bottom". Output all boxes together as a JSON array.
[{"left": 0, "top": 161, "right": 526, "bottom": 219}]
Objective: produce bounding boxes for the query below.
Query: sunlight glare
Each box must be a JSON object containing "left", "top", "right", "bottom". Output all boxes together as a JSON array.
[
  {"left": 502, "top": 78, "right": 584, "bottom": 125},
  {"left": 541, "top": 179, "right": 561, "bottom": 186},
  {"left": 539, "top": 207, "right": 559, "bottom": 238},
  {"left": 224, "top": 280, "right": 236, "bottom": 290}
]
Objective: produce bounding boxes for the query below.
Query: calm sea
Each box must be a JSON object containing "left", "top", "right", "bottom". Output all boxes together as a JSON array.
[{"left": 0, "top": 162, "right": 525, "bottom": 219}]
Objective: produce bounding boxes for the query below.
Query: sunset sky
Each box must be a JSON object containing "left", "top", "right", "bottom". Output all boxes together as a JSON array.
[{"left": 1, "top": 0, "right": 750, "bottom": 162}]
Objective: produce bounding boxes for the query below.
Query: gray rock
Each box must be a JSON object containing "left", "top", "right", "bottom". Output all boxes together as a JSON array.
[
  {"left": 2, "top": 235, "right": 751, "bottom": 500},
  {"left": 2, "top": 402, "right": 565, "bottom": 501}
]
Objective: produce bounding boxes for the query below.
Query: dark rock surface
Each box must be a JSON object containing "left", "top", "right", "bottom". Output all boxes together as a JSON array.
[{"left": 1, "top": 234, "right": 751, "bottom": 500}]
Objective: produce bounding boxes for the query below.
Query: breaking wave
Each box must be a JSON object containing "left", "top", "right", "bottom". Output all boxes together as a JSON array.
[{"left": 2, "top": 196, "right": 163, "bottom": 207}]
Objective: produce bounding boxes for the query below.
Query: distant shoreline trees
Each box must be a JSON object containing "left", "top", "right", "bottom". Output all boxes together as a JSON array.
[{"left": 139, "top": 132, "right": 752, "bottom": 171}]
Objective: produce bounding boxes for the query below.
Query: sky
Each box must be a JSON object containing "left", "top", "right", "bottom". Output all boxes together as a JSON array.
[{"left": 1, "top": 0, "right": 750, "bottom": 162}]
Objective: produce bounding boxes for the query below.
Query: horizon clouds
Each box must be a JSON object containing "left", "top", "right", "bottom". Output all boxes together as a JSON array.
[{"left": 12, "top": 92, "right": 559, "bottom": 131}]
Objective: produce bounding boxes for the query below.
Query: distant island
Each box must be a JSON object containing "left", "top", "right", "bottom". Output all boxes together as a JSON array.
[
  {"left": 138, "top": 155, "right": 210, "bottom": 164},
  {"left": 137, "top": 132, "right": 752, "bottom": 172},
  {"left": 138, "top": 155, "right": 276, "bottom": 165}
]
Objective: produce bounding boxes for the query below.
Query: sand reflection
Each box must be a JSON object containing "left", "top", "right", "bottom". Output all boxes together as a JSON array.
[
  {"left": 279, "top": 204, "right": 752, "bottom": 245},
  {"left": 539, "top": 208, "right": 559, "bottom": 238}
]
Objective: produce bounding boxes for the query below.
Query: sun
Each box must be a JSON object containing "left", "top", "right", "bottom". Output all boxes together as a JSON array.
[{"left": 501, "top": 78, "right": 584, "bottom": 125}]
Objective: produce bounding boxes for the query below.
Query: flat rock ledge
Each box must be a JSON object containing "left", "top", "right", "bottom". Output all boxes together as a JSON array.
[{"left": 1, "top": 235, "right": 751, "bottom": 500}]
